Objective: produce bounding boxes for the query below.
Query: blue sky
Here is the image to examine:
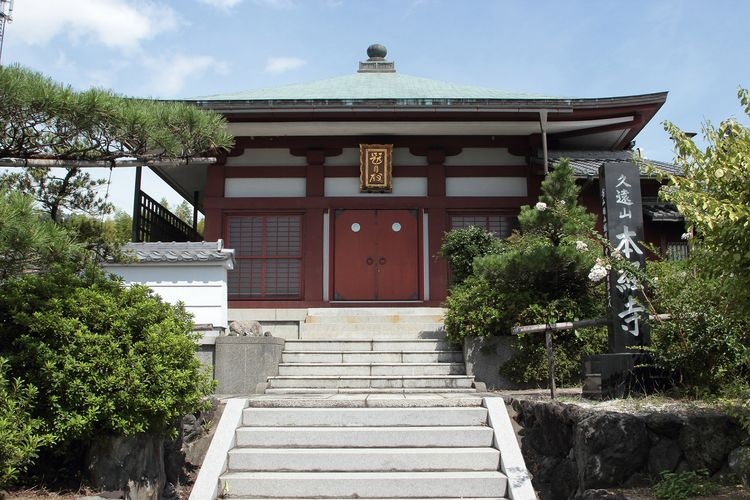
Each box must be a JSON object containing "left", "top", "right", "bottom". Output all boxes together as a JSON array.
[{"left": 3, "top": 0, "right": 749, "bottom": 214}]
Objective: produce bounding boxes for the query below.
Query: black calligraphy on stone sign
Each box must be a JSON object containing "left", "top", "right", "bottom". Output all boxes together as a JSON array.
[{"left": 599, "top": 162, "right": 650, "bottom": 352}]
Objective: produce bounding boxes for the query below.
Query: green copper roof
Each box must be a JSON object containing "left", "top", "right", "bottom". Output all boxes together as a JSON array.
[{"left": 191, "top": 72, "right": 560, "bottom": 102}]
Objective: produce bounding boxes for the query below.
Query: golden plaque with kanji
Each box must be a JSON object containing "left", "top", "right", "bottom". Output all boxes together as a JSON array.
[{"left": 359, "top": 144, "right": 393, "bottom": 192}]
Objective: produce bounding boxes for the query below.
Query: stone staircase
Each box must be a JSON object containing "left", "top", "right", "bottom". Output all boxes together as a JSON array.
[
  {"left": 219, "top": 404, "right": 509, "bottom": 499},
  {"left": 265, "top": 308, "right": 478, "bottom": 394},
  {"left": 191, "top": 308, "right": 534, "bottom": 499}
]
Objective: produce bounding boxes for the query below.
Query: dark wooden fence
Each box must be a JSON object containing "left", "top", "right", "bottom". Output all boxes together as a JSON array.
[{"left": 133, "top": 191, "right": 201, "bottom": 243}]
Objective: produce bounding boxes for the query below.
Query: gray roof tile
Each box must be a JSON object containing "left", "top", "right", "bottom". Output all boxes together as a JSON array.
[
  {"left": 115, "top": 241, "right": 235, "bottom": 265},
  {"left": 546, "top": 150, "right": 681, "bottom": 178}
]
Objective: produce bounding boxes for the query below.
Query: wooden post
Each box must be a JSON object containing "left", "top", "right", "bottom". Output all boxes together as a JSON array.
[
  {"left": 132, "top": 166, "right": 142, "bottom": 242},
  {"left": 545, "top": 326, "right": 557, "bottom": 400}
]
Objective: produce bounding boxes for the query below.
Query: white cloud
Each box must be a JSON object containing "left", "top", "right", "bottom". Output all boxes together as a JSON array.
[
  {"left": 265, "top": 57, "right": 306, "bottom": 74},
  {"left": 11, "top": 0, "right": 178, "bottom": 51},
  {"left": 199, "top": 0, "right": 244, "bottom": 8},
  {"left": 144, "top": 54, "right": 228, "bottom": 97}
]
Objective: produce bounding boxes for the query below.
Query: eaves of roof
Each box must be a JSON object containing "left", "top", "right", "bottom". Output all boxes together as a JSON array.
[{"left": 546, "top": 150, "right": 681, "bottom": 178}]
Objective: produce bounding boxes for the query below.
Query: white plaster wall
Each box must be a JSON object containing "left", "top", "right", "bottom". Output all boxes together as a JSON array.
[
  {"left": 225, "top": 178, "right": 306, "bottom": 197},
  {"left": 106, "top": 264, "right": 229, "bottom": 328},
  {"left": 324, "top": 177, "right": 427, "bottom": 197},
  {"left": 225, "top": 148, "right": 307, "bottom": 167},
  {"left": 324, "top": 148, "right": 359, "bottom": 166},
  {"left": 446, "top": 177, "right": 528, "bottom": 197},
  {"left": 444, "top": 147, "right": 526, "bottom": 166}
]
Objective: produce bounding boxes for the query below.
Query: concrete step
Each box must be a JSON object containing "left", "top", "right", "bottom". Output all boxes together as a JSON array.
[
  {"left": 281, "top": 350, "right": 464, "bottom": 363},
  {"left": 263, "top": 387, "right": 477, "bottom": 394},
  {"left": 219, "top": 471, "right": 507, "bottom": 498},
  {"left": 300, "top": 329, "right": 446, "bottom": 340},
  {"left": 227, "top": 447, "right": 500, "bottom": 472},
  {"left": 301, "top": 322, "right": 444, "bottom": 334},
  {"left": 235, "top": 426, "right": 493, "bottom": 448},
  {"left": 266, "top": 375, "right": 475, "bottom": 389},
  {"left": 241, "top": 407, "right": 488, "bottom": 427},
  {"left": 306, "top": 307, "right": 444, "bottom": 318},
  {"left": 284, "top": 339, "right": 452, "bottom": 352},
  {"left": 277, "top": 362, "right": 466, "bottom": 376},
  {"left": 246, "top": 395, "right": 485, "bottom": 408}
]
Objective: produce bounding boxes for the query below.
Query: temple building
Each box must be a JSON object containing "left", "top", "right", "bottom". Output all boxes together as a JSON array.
[{"left": 144, "top": 44, "right": 683, "bottom": 316}]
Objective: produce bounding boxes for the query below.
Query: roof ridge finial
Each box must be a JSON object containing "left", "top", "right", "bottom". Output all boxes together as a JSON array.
[{"left": 358, "top": 43, "right": 395, "bottom": 73}]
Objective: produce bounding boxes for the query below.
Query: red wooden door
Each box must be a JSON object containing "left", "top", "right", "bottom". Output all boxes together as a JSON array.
[{"left": 333, "top": 209, "right": 419, "bottom": 301}]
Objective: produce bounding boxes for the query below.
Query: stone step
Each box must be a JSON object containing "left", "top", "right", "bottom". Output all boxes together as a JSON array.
[
  {"left": 263, "top": 387, "right": 477, "bottom": 394},
  {"left": 284, "top": 339, "right": 452, "bottom": 352},
  {"left": 227, "top": 447, "right": 500, "bottom": 472},
  {"left": 281, "top": 350, "right": 464, "bottom": 364},
  {"left": 301, "top": 322, "right": 444, "bottom": 334},
  {"left": 219, "top": 471, "right": 507, "bottom": 498},
  {"left": 230, "top": 498, "right": 505, "bottom": 500},
  {"left": 266, "top": 375, "right": 474, "bottom": 390},
  {"left": 304, "top": 313, "right": 445, "bottom": 324},
  {"left": 277, "top": 362, "right": 466, "bottom": 376},
  {"left": 306, "top": 307, "right": 444, "bottom": 318},
  {"left": 246, "top": 395, "right": 485, "bottom": 408},
  {"left": 241, "top": 407, "right": 488, "bottom": 427},
  {"left": 235, "top": 426, "right": 493, "bottom": 448},
  {"left": 300, "top": 329, "right": 446, "bottom": 340}
]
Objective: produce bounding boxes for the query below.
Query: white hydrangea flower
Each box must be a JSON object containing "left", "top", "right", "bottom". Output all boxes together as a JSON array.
[
  {"left": 535, "top": 202, "right": 547, "bottom": 211},
  {"left": 588, "top": 263, "right": 609, "bottom": 282},
  {"left": 681, "top": 232, "right": 693, "bottom": 240},
  {"left": 575, "top": 240, "right": 588, "bottom": 252},
  {"left": 558, "top": 200, "right": 566, "bottom": 206}
]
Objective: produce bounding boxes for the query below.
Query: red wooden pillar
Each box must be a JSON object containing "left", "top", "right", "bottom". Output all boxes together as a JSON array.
[
  {"left": 304, "top": 149, "right": 325, "bottom": 302},
  {"left": 426, "top": 148, "right": 449, "bottom": 302},
  {"left": 203, "top": 161, "right": 225, "bottom": 242}
]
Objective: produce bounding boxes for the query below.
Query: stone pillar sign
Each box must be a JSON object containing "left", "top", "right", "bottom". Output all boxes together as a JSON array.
[
  {"left": 582, "top": 161, "right": 653, "bottom": 399},
  {"left": 600, "top": 161, "right": 650, "bottom": 351}
]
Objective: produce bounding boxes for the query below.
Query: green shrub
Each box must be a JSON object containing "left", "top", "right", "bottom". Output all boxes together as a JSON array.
[
  {"left": 0, "top": 264, "right": 215, "bottom": 452},
  {"left": 653, "top": 469, "right": 718, "bottom": 500},
  {"left": 438, "top": 226, "right": 502, "bottom": 286},
  {"left": 648, "top": 256, "right": 750, "bottom": 393},
  {"left": 443, "top": 275, "right": 508, "bottom": 344},
  {"left": 0, "top": 357, "right": 53, "bottom": 488}
]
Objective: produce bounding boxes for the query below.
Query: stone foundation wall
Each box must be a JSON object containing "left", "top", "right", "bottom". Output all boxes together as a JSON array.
[
  {"left": 511, "top": 399, "right": 748, "bottom": 500},
  {"left": 463, "top": 336, "right": 534, "bottom": 390}
]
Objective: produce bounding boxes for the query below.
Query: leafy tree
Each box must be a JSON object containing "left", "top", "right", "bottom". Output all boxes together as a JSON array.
[
  {"left": 443, "top": 160, "right": 605, "bottom": 385},
  {"left": 438, "top": 226, "right": 503, "bottom": 286},
  {"left": 0, "top": 64, "right": 233, "bottom": 222},
  {"left": 0, "top": 189, "right": 84, "bottom": 280},
  {"left": 655, "top": 87, "right": 750, "bottom": 309},
  {"left": 174, "top": 200, "right": 193, "bottom": 225},
  {"left": 0, "top": 183, "right": 212, "bottom": 479},
  {"left": 641, "top": 89, "right": 750, "bottom": 398}
]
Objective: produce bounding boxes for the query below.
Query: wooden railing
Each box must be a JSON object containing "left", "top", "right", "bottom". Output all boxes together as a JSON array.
[{"left": 133, "top": 191, "right": 201, "bottom": 242}]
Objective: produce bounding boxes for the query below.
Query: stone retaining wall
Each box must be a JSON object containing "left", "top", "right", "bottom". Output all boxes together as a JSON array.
[{"left": 511, "top": 399, "right": 748, "bottom": 500}]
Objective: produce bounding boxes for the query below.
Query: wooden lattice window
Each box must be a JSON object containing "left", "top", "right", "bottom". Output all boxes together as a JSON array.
[
  {"left": 450, "top": 214, "right": 518, "bottom": 239},
  {"left": 227, "top": 215, "right": 303, "bottom": 299}
]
